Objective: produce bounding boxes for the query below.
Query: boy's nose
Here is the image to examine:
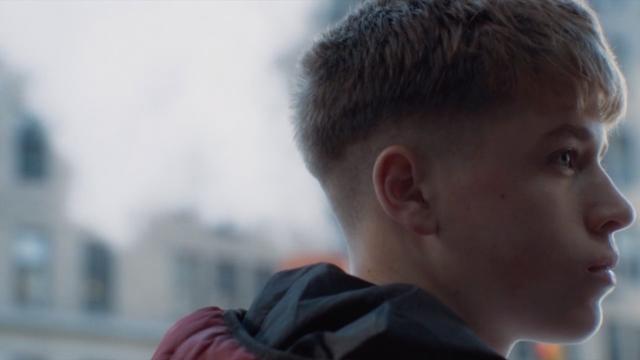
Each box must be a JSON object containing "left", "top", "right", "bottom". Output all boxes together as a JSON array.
[
  {"left": 596, "top": 200, "right": 636, "bottom": 235},
  {"left": 586, "top": 176, "right": 636, "bottom": 236}
]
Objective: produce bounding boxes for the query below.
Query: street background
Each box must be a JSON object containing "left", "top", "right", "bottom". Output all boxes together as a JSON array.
[{"left": 0, "top": 1, "right": 637, "bottom": 359}]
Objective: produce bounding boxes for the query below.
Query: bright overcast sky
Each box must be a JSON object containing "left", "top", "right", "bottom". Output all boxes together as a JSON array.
[{"left": 0, "top": 1, "right": 342, "bottom": 250}]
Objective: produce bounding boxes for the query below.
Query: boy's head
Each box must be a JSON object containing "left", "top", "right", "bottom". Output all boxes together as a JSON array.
[{"left": 292, "top": 0, "right": 636, "bottom": 354}]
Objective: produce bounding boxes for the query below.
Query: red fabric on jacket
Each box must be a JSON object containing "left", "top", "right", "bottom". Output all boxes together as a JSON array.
[{"left": 152, "top": 306, "right": 258, "bottom": 360}]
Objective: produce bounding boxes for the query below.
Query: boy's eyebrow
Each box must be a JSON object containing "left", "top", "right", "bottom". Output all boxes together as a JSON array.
[{"left": 542, "top": 123, "right": 609, "bottom": 158}]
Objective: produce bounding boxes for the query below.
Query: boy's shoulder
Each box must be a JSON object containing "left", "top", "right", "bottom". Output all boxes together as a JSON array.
[{"left": 153, "top": 263, "right": 505, "bottom": 360}]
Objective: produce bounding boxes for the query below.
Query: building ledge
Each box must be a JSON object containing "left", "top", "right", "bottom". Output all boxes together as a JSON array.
[{"left": 0, "top": 307, "right": 169, "bottom": 345}]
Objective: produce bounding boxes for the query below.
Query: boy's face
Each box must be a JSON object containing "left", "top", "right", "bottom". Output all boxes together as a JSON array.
[{"left": 431, "top": 87, "right": 636, "bottom": 343}]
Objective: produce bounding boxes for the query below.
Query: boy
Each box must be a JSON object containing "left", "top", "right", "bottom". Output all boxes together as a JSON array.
[{"left": 153, "top": 0, "right": 636, "bottom": 359}]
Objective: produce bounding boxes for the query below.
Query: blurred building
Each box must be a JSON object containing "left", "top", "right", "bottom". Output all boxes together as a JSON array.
[
  {"left": 122, "top": 210, "right": 280, "bottom": 321},
  {"left": 0, "top": 62, "right": 157, "bottom": 360},
  {"left": 0, "top": 0, "right": 637, "bottom": 359},
  {"left": 0, "top": 63, "right": 284, "bottom": 360}
]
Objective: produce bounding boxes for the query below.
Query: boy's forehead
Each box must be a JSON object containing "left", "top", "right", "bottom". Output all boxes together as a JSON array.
[
  {"left": 516, "top": 78, "right": 582, "bottom": 111},
  {"left": 539, "top": 121, "right": 609, "bottom": 154},
  {"left": 512, "top": 75, "right": 621, "bottom": 127},
  {"left": 495, "top": 95, "right": 609, "bottom": 155},
  {"left": 459, "top": 82, "right": 612, "bottom": 157}
]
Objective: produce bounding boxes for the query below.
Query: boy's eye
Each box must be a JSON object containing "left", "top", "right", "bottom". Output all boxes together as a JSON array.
[{"left": 553, "top": 149, "right": 578, "bottom": 169}]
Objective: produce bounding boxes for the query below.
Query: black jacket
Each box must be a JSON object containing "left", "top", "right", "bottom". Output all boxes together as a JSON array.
[{"left": 220, "top": 263, "right": 506, "bottom": 359}]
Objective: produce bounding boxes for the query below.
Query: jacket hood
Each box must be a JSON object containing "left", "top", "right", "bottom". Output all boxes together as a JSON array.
[{"left": 223, "top": 263, "right": 505, "bottom": 360}]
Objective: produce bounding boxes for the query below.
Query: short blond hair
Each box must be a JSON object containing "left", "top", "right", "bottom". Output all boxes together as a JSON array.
[{"left": 292, "top": 0, "right": 626, "bottom": 181}]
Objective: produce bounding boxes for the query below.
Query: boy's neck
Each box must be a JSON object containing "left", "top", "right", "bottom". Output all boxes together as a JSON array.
[{"left": 348, "top": 227, "right": 513, "bottom": 358}]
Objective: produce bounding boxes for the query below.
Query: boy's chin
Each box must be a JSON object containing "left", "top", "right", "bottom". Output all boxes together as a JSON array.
[{"left": 532, "top": 302, "right": 604, "bottom": 344}]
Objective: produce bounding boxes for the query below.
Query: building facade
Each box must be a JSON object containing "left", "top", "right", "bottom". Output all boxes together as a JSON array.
[
  {"left": 0, "top": 1, "right": 638, "bottom": 359},
  {"left": 0, "top": 63, "right": 282, "bottom": 360}
]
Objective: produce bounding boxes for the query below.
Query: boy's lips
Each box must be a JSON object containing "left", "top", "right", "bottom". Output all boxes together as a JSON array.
[
  {"left": 586, "top": 254, "right": 618, "bottom": 287},
  {"left": 587, "top": 254, "right": 619, "bottom": 273}
]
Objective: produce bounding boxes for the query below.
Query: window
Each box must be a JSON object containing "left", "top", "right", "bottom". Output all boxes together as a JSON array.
[
  {"left": 608, "top": 324, "right": 640, "bottom": 360},
  {"left": 603, "top": 128, "right": 637, "bottom": 189},
  {"left": 13, "top": 229, "right": 51, "bottom": 307},
  {"left": 16, "top": 119, "right": 48, "bottom": 181},
  {"left": 174, "top": 253, "right": 200, "bottom": 313},
  {"left": 216, "top": 261, "right": 237, "bottom": 302},
  {"left": 608, "top": 34, "right": 630, "bottom": 72},
  {"left": 509, "top": 342, "right": 532, "bottom": 360},
  {"left": 617, "top": 229, "right": 640, "bottom": 283},
  {"left": 609, "top": 324, "right": 622, "bottom": 360},
  {"left": 13, "top": 354, "right": 46, "bottom": 360},
  {"left": 84, "top": 242, "right": 114, "bottom": 313},
  {"left": 253, "top": 265, "right": 273, "bottom": 294},
  {"left": 174, "top": 255, "right": 244, "bottom": 311}
]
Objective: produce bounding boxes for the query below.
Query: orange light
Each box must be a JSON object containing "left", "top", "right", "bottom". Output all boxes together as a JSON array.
[
  {"left": 278, "top": 252, "right": 348, "bottom": 271},
  {"left": 534, "top": 343, "right": 565, "bottom": 360}
]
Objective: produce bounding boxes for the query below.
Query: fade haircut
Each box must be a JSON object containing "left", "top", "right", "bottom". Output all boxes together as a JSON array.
[{"left": 292, "top": 0, "right": 626, "bottom": 180}]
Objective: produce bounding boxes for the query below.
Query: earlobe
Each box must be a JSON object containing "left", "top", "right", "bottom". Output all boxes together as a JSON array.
[{"left": 372, "top": 145, "right": 438, "bottom": 237}]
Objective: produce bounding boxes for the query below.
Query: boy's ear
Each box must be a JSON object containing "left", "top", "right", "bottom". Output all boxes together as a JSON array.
[{"left": 372, "top": 145, "right": 437, "bottom": 236}]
